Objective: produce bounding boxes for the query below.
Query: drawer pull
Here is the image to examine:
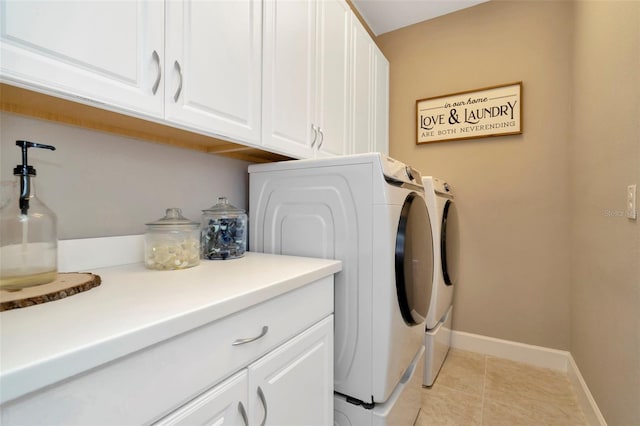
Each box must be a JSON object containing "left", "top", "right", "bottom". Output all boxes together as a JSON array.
[
  {"left": 318, "top": 127, "right": 324, "bottom": 149},
  {"left": 232, "top": 326, "right": 269, "bottom": 346},
  {"left": 238, "top": 401, "right": 249, "bottom": 426},
  {"left": 257, "top": 386, "right": 267, "bottom": 426},
  {"left": 151, "top": 50, "right": 161, "bottom": 95}
]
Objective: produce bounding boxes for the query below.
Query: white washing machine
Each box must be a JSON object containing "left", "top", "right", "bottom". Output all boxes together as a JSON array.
[
  {"left": 422, "top": 176, "right": 459, "bottom": 386},
  {"left": 249, "top": 153, "right": 433, "bottom": 425}
]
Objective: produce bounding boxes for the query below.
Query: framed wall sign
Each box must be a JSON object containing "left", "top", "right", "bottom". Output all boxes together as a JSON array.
[{"left": 416, "top": 82, "right": 522, "bottom": 144}]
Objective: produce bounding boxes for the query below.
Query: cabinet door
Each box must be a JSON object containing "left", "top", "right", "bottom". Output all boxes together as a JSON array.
[
  {"left": 315, "top": 0, "right": 351, "bottom": 158},
  {"left": 165, "top": 0, "right": 262, "bottom": 146},
  {"left": 0, "top": 0, "right": 164, "bottom": 118},
  {"left": 262, "top": 0, "right": 316, "bottom": 158},
  {"left": 350, "top": 19, "right": 373, "bottom": 155},
  {"left": 248, "top": 316, "right": 333, "bottom": 426},
  {"left": 154, "top": 370, "right": 249, "bottom": 426},
  {"left": 372, "top": 47, "right": 389, "bottom": 155}
]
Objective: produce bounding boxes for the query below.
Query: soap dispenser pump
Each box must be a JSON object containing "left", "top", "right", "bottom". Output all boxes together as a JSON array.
[{"left": 0, "top": 140, "right": 58, "bottom": 290}]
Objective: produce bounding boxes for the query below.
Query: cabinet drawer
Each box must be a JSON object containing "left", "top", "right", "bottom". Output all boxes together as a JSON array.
[{"left": 0, "top": 276, "right": 333, "bottom": 426}]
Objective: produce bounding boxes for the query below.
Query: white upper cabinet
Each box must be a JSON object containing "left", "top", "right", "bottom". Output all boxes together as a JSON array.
[
  {"left": 262, "top": 0, "right": 352, "bottom": 159},
  {"left": 314, "top": 0, "right": 351, "bottom": 158},
  {"left": 1, "top": 0, "right": 388, "bottom": 160},
  {"left": 350, "top": 19, "right": 389, "bottom": 155},
  {"left": 0, "top": 0, "right": 164, "bottom": 118},
  {"left": 262, "top": 0, "right": 316, "bottom": 158},
  {"left": 351, "top": 19, "right": 373, "bottom": 155},
  {"left": 165, "top": 0, "right": 262, "bottom": 146},
  {"left": 373, "top": 46, "right": 390, "bottom": 155}
]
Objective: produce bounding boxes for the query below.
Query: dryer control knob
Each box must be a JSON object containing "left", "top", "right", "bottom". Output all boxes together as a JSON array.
[{"left": 405, "top": 166, "right": 414, "bottom": 180}]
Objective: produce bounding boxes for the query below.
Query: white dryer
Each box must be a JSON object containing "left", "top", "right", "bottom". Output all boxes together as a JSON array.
[
  {"left": 422, "top": 176, "right": 459, "bottom": 386},
  {"left": 250, "top": 153, "right": 433, "bottom": 425}
]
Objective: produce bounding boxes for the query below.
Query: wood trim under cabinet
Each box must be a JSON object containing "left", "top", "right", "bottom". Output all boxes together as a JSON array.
[{"left": 0, "top": 84, "right": 291, "bottom": 164}]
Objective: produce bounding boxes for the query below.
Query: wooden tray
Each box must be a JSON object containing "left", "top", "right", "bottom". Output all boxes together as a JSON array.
[{"left": 0, "top": 273, "right": 101, "bottom": 312}]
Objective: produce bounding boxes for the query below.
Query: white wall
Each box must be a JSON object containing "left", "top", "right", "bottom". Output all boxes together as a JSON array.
[{"left": 0, "top": 112, "right": 250, "bottom": 240}]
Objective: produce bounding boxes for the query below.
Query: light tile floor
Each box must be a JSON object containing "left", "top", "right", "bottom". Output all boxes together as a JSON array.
[{"left": 416, "top": 349, "right": 588, "bottom": 426}]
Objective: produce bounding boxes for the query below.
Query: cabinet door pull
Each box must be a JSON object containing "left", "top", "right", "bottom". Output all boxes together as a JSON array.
[
  {"left": 173, "top": 60, "right": 183, "bottom": 102},
  {"left": 257, "top": 386, "right": 268, "bottom": 426},
  {"left": 232, "top": 326, "right": 269, "bottom": 346},
  {"left": 318, "top": 128, "right": 324, "bottom": 149},
  {"left": 238, "top": 401, "right": 249, "bottom": 426},
  {"left": 151, "top": 50, "right": 161, "bottom": 95},
  {"left": 310, "top": 124, "right": 318, "bottom": 148}
]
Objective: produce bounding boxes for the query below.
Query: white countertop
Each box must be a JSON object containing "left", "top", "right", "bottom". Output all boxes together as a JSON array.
[{"left": 0, "top": 252, "right": 341, "bottom": 405}]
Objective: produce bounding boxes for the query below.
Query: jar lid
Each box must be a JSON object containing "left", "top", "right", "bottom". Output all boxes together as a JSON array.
[
  {"left": 146, "top": 208, "right": 199, "bottom": 227},
  {"left": 202, "top": 197, "right": 245, "bottom": 214}
]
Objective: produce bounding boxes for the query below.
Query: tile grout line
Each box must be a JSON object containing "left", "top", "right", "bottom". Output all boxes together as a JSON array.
[{"left": 479, "top": 354, "right": 488, "bottom": 425}]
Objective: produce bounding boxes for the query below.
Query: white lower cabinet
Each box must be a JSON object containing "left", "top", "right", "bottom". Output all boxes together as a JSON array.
[
  {"left": 157, "top": 316, "right": 333, "bottom": 426},
  {"left": 0, "top": 276, "right": 334, "bottom": 426},
  {"left": 155, "top": 370, "right": 249, "bottom": 426},
  {"left": 247, "top": 316, "right": 333, "bottom": 426}
]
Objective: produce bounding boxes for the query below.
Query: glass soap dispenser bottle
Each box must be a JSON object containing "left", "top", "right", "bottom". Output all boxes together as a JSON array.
[{"left": 0, "top": 140, "right": 57, "bottom": 290}]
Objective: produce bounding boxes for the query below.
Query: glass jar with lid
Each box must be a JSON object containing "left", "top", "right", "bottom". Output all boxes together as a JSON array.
[
  {"left": 145, "top": 208, "right": 200, "bottom": 270},
  {"left": 201, "top": 197, "right": 247, "bottom": 260}
]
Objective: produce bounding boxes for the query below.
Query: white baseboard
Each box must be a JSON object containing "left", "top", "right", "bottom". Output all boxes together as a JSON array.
[
  {"left": 451, "top": 330, "right": 569, "bottom": 371},
  {"left": 450, "top": 330, "right": 606, "bottom": 426},
  {"left": 567, "top": 354, "right": 608, "bottom": 426}
]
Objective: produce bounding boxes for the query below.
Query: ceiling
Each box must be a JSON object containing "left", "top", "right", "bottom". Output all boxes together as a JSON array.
[{"left": 350, "top": 0, "right": 490, "bottom": 36}]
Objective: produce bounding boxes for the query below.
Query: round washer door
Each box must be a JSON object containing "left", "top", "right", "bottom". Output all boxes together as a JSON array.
[
  {"left": 395, "top": 192, "right": 434, "bottom": 325},
  {"left": 441, "top": 199, "right": 459, "bottom": 286}
]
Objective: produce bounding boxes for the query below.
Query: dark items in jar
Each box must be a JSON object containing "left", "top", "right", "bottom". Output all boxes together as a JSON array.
[{"left": 201, "top": 217, "right": 246, "bottom": 260}]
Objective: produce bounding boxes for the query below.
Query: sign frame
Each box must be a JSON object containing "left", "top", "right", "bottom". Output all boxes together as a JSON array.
[{"left": 416, "top": 82, "right": 522, "bottom": 144}]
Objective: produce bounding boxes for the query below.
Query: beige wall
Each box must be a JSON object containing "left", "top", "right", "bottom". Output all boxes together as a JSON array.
[
  {"left": 378, "top": 0, "right": 640, "bottom": 423},
  {"left": 0, "top": 112, "right": 250, "bottom": 239},
  {"left": 377, "top": 1, "right": 574, "bottom": 350},
  {"left": 570, "top": 1, "right": 640, "bottom": 424}
]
